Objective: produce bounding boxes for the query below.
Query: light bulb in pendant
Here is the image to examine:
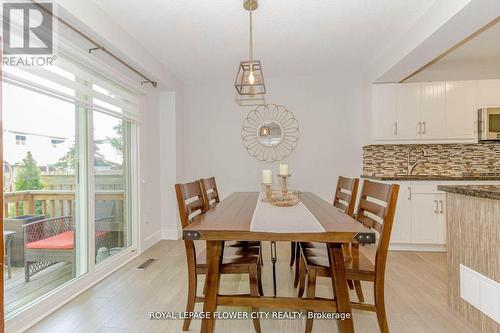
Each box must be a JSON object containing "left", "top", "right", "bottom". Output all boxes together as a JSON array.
[{"left": 248, "top": 71, "right": 255, "bottom": 85}]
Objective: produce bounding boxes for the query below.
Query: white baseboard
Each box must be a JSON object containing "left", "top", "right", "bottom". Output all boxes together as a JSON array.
[
  {"left": 141, "top": 230, "right": 162, "bottom": 251},
  {"left": 161, "top": 228, "right": 181, "bottom": 240},
  {"left": 389, "top": 243, "right": 447, "bottom": 252}
]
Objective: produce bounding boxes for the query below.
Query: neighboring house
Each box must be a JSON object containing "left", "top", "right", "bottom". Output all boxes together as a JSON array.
[{"left": 3, "top": 129, "right": 73, "bottom": 168}]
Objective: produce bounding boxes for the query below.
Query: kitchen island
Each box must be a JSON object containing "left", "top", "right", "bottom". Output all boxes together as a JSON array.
[{"left": 437, "top": 185, "right": 500, "bottom": 333}]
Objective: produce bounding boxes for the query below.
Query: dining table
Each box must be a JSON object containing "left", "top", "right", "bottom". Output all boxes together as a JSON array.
[{"left": 183, "top": 192, "right": 376, "bottom": 333}]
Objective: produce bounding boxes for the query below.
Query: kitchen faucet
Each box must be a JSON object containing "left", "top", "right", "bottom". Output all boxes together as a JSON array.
[{"left": 406, "top": 146, "right": 428, "bottom": 175}]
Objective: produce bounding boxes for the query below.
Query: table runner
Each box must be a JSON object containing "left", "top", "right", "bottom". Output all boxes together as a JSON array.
[{"left": 250, "top": 192, "right": 326, "bottom": 233}]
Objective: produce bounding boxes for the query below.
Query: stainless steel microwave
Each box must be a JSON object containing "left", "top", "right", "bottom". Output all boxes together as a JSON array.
[{"left": 478, "top": 107, "right": 500, "bottom": 141}]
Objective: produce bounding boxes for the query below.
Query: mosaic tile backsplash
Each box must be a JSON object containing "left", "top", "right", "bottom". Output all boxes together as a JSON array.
[{"left": 363, "top": 144, "right": 500, "bottom": 176}]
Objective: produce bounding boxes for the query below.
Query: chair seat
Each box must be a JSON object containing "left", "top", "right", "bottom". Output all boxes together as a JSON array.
[
  {"left": 196, "top": 245, "right": 260, "bottom": 272},
  {"left": 302, "top": 244, "right": 376, "bottom": 279},
  {"left": 26, "top": 231, "right": 107, "bottom": 250}
]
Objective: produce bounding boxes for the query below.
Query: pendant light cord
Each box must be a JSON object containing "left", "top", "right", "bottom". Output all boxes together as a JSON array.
[{"left": 249, "top": 1, "right": 253, "bottom": 69}]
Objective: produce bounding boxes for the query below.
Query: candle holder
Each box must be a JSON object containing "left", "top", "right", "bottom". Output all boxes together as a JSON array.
[
  {"left": 262, "top": 183, "right": 273, "bottom": 203},
  {"left": 277, "top": 174, "right": 291, "bottom": 196}
]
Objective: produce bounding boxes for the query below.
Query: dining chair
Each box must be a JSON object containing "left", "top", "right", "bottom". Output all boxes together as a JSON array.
[
  {"left": 293, "top": 176, "right": 359, "bottom": 291},
  {"left": 175, "top": 180, "right": 263, "bottom": 332},
  {"left": 300, "top": 180, "right": 399, "bottom": 333}
]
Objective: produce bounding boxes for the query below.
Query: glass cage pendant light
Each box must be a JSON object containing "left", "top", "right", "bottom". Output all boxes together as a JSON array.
[{"left": 234, "top": 0, "right": 266, "bottom": 96}]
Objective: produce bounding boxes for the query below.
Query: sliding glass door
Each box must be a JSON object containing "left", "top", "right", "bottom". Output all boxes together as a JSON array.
[
  {"left": 2, "top": 80, "right": 86, "bottom": 316},
  {"left": 93, "top": 112, "right": 132, "bottom": 264},
  {"left": 2, "top": 57, "right": 139, "bottom": 317}
]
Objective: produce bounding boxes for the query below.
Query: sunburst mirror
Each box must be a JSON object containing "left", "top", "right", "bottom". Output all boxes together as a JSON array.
[{"left": 241, "top": 104, "right": 300, "bottom": 162}]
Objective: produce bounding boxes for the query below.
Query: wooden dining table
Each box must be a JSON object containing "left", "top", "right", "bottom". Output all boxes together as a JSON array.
[{"left": 183, "top": 192, "right": 376, "bottom": 333}]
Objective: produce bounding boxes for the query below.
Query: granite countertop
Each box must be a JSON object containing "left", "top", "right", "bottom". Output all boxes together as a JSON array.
[
  {"left": 437, "top": 185, "right": 500, "bottom": 200},
  {"left": 361, "top": 174, "right": 500, "bottom": 181}
]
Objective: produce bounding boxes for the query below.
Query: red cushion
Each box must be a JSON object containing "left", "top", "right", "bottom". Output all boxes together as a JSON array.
[
  {"left": 27, "top": 231, "right": 74, "bottom": 250},
  {"left": 26, "top": 231, "right": 108, "bottom": 250}
]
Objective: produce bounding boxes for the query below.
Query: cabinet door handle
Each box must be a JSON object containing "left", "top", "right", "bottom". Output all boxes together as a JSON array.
[
  {"left": 417, "top": 122, "right": 422, "bottom": 134},
  {"left": 434, "top": 200, "right": 438, "bottom": 214},
  {"left": 422, "top": 121, "right": 426, "bottom": 134},
  {"left": 408, "top": 186, "right": 411, "bottom": 200},
  {"left": 439, "top": 200, "right": 444, "bottom": 214},
  {"left": 394, "top": 122, "right": 398, "bottom": 135}
]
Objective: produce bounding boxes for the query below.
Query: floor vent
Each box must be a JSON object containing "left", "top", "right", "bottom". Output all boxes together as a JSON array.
[{"left": 137, "top": 259, "right": 156, "bottom": 270}]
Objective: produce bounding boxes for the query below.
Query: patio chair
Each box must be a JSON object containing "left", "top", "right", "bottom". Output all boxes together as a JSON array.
[{"left": 23, "top": 216, "right": 109, "bottom": 282}]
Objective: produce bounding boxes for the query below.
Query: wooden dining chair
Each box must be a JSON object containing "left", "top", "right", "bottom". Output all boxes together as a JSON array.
[
  {"left": 292, "top": 176, "right": 359, "bottom": 290},
  {"left": 300, "top": 180, "right": 399, "bottom": 333},
  {"left": 175, "top": 180, "right": 263, "bottom": 332}
]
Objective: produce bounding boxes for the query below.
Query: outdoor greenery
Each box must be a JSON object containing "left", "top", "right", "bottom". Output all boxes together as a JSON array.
[
  {"left": 13, "top": 152, "right": 44, "bottom": 215},
  {"left": 15, "top": 151, "right": 44, "bottom": 191},
  {"left": 54, "top": 121, "right": 124, "bottom": 172},
  {"left": 108, "top": 122, "right": 124, "bottom": 156}
]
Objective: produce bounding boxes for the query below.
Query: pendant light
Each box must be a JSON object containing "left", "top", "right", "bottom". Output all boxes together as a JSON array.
[{"left": 234, "top": 0, "right": 266, "bottom": 96}]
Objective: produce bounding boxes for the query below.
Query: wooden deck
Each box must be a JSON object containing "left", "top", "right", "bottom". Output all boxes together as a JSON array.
[{"left": 4, "top": 263, "right": 72, "bottom": 317}]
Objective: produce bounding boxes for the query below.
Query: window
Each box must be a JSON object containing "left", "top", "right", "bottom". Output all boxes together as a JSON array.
[
  {"left": 50, "top": 138, "right": 65, "bottom": 147},
  {"left": 15, "top": 134, "right": 26, "bottom": 145}
]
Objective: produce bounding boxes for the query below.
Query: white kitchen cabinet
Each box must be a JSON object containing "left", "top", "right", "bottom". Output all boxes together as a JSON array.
[
  {"left": 396, "top": 83, "right": 421, "bottom": 139},
  {"left": 420, "top": 82, "right": 446, "bottom": 139},
  {"left": 477, "top": 79, "right": 500, "bottom": 107},
  {"left": 410, "top": 193, "right": 446, "bottom": 245},
  {"left": 390, "top": 185, "right": 412, "bottom": 243},
  {"left": 372, "top": 84, "right": 397, "bottom": 140},
  {"left": 370, "top": 79, "right": 488, "bottom": 143},
  {"left": 446, "top": 81, "right": 477, "bottom": 140}
]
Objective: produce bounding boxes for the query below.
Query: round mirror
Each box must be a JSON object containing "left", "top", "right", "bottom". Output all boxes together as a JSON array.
[
  {"left": 241, "top": 104, "right": 300, "bottom": 162},
  {"left": 258, "top": 121, "right": 283, "bottom": 146}
]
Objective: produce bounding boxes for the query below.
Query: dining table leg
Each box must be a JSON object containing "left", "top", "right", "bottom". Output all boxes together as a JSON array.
[
  {"left": 201, "top": 240, "right": 223, "bottom": 333},
  {"left": 327, "top": 242, "right": 355, "bottom": 333}
]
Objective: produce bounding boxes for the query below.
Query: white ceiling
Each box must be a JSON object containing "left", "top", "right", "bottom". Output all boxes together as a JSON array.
[
  {"left": 92, "top": 0, "right": 437, "bottom": 83},
  {"left": 408, "top": 20, "right": 500, "bottom": 81}
]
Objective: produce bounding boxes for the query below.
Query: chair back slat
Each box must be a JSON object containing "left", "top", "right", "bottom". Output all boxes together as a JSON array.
[
  {"left": 356, "top": 214, "right": 383, "bottom": 234},
  {"left": 333, "top": 201, "right": 348, "bottom": 213},
  {"left": 200, "top": 177, "right": 220, "bottom": 210},
  {"left": 355, "top": 180, "right": 399, "bottom": 275},
  {"left": 359, "top": 198, "right": 386, "bottom": 219},
  {"left": 333, "top": 176, "right": 359, "bottom": 217}
]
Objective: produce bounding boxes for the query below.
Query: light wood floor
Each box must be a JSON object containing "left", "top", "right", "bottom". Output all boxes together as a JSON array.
[{"left": 29, "top": 240, "right": 480, "bottom": 333}]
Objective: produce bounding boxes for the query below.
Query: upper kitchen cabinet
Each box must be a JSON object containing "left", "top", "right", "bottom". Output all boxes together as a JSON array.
[
  {"left": 420, "top": 82, "right": 446, "bottom": 139},
  {"left": 371, "top": 80, "right": 482, "bottom": 143},
  {"left": 476, "top": 79, "right": 500, "bottom": 107},
  {"left": 446, "top": 81, "right": 477, "bottom": 140},
  {"left": 396, "top": 83, "right": 421, "bottom": 139},
  {"left": 372, "top": 84, "right": 397, "bottom": 140}
]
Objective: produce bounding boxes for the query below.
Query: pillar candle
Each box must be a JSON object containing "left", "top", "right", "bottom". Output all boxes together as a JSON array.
[
  {"left": 262, "top": 169, "right": 272, "bottom": 184},
  {"left": 279, "top": 163, "right": 289, "bottom": 176}
]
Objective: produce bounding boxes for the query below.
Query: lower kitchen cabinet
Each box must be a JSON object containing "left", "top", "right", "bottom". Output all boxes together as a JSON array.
[
  {"left": 372, "top": 180, "right": 499, "bottom": 252},
  {"left": 410, "top": 193, "right": 446, "bottom": 245}
]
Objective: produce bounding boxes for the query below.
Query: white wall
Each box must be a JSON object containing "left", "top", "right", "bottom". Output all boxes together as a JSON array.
[{"left": 182, "top": 74, "right": 364, "bottom": 206}]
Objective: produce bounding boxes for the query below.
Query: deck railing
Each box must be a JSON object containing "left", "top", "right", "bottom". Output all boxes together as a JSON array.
[{"left": 3, "top": 190, "right": 124, "bottom": 218}]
